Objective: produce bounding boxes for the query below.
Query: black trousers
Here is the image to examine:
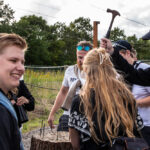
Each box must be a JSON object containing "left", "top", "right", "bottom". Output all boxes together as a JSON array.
[
  {"left": 57, "top": 114, "right": 69, "bottom": 131},
  {"left": 141, "top": 126, "right": 150, "bottom": 146}
]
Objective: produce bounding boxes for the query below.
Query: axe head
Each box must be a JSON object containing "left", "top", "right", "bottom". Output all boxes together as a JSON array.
[{"left": 107, "top": 8, "right": 120, "bottom": 17}]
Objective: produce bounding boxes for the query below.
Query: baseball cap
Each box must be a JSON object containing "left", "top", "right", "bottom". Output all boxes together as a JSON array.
[{"left": 113, "top": 40, "right": 132, "bottom": 51}]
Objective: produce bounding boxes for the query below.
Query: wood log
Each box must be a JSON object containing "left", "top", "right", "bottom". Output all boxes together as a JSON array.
[{"left": 30, "top": 136, "right": 73, "bottom": 150}]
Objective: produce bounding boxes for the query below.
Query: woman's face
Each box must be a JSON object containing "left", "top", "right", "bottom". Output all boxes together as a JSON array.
[{"left": 0, "top": 45, "right": 25, "bottom": 93}]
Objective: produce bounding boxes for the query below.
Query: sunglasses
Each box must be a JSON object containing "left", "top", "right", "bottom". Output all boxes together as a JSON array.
[
  {"left": 77, "top": 45, "right": 92, "bottom": 51},
  {"left": 112, "top": 43, "right": 127, "bottom": 50}
]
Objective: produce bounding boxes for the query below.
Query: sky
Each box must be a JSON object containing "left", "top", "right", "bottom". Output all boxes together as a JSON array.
[{"left": 4, "top": 0, "right": 150, "bottom": 40}]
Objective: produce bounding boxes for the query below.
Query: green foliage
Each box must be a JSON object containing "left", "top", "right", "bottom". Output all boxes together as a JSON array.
[
  {"left": 50, "top": 17, "right": 93, "bottom": 65},
  {"left": 135, "top": 40, "right": 150, "bottom": 60},
  {"left": 0, "top": 3, "right": 150, "bottom": 64},
  {"left": 5, "top": 15, "right": 92, "bottom": 65},
  {"left": 11, "top": 15, "right": 51, "bottom": 65},
  {"left": 22, "top": 69, "right": 64, "bottom": 133},
  {"left": 70, "top": 17, "right": 93, "bottom": 41},
  {"left": 110, "top": 27, "right": 126, "bottom": 41},
  {"left": 0, "top": 0, "right": 14, "bottom": 25},
  {"left": 24, "top": 69, "right": 64, "bottom": 101},
  {"left": 22, "top": 109, "right": 63, "bottom": 133},
  {"left": 126, "top": 34, "right": 150, "bottom": 59},
  {"left": 63, "top": 17, "right": 92, "bottom": 64},
  {"left": 0, "top": 0, "right": 14, "bottom": 33},
  {"left": 22, "top": 117, "right": 43, "bottom": 133}
]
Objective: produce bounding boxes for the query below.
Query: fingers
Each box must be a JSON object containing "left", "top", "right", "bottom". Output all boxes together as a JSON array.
[
  {"left": 49, "top": 120, "right": 55, "bottom": 129},
  {"left": 16, "top": 100, "right": 24, "bottom": 105},
  {"left": 100, "top": 38, "right": 111, "bottom": 49},
  {"left": 48, "top": 115, "right": 55, "bottom": 129},
  {"left": 100, "top": 38, "right": 114, "bottom": 54},
  {"left": 16, "top": 96, "right": 29, "bottom": 105},
  {"left": 48, "top": 120, "right": 55, "bottom": 129},
  {"left": 100, "top": 38, "right": 108, "bottom": 49}
]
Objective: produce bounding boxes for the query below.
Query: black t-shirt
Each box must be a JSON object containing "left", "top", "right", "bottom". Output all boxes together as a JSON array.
[{"left": 69, "top": 92, "right": 142, "bottom": 150}]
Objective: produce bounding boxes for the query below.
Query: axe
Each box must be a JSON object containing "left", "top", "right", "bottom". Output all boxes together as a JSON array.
[
  {"left": 61, "top": 79, "right": 81, "bottom": 111},
  {"left": 61, "top": 64, "right": 81, "bottom": 111},
  {"left": 105, "top": 8, "right": 120, "bottom": 39}
]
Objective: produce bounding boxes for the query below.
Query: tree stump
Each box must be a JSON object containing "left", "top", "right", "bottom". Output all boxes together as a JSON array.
[{"left": 30, "top": 131, "right": 73, "bottom": 150}]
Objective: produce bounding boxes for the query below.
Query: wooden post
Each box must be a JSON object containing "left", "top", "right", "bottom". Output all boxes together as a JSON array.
[{"left": 93, "top": 21, "right": 100, "bottom": 48}]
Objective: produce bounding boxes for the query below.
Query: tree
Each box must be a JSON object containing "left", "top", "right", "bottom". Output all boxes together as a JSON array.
[
  {"left": 48, "top": 40, "right": 66, "bottom": 65},
  {"left": 110, "top": 27, "right": 126, "bottom": 41},
  {"left": 0, "top": 0, "right": 14, "bottom": 33},
  {"left": 64, "top": 17, "right": 93, "bottom": 64},
  {"left": 70, "top": 17, "right": 93, "bottom": 41},
  {"left": 44, "top": 22, "right": 67, "bottom": 65},
  {"left": 135, "top": 39, "right": 150, "bottom": 60},
  {"left": 12, "top": 15, "right": 51, "bottom": 65},
  {"left": 127, "top": 34, "right": 138, "bottom": 43},
  {"left": 48, "top": 17, "right": 93, "bottom": 65},
  {"left": 126, "top": 34, "right": 150, "bottom": 60},
  {"left": 0, "top": 0, "right": 14, "bottom": 24}
]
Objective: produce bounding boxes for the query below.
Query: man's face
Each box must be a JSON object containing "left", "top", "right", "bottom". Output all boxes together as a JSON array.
[{"left": 76, "top": 50, "right": 88, "bottom": 70}]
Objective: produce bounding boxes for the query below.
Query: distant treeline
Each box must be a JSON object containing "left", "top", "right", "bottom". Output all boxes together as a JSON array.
[{"left": 0, "top": 0, "right": 150, "bottom": 66}]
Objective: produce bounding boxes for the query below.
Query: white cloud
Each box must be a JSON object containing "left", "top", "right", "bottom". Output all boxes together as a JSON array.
[{"left": 4, "top": 0, "right": 150, "bottom": 39}]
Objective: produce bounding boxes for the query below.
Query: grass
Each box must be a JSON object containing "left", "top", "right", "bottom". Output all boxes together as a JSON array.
[{"left": 22, "top": 69, "right": 65, "bottom": 133}]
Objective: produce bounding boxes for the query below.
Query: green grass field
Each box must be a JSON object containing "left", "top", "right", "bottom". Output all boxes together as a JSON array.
[{"left": 22, "top": 69, "right": 65, "bottom": 133}]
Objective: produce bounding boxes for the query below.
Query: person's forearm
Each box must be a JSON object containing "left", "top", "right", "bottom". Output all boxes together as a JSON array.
[
  {"left": 137, "top": 96, "right": 150, "bottom": 107},
  {"left": 51, "top": 94, "right": 66, "bottom": 115},
  {"left": 50, "top": 86, "right": 69, "bottom": 115},
  {"left": 111, "top": 51, "right": 150, "bottom": 86}
]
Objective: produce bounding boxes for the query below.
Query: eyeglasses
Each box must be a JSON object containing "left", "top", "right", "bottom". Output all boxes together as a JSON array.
[
  {"left": 112, "top": 43, "right": 127, "bottom": 50},
  {"left": 77, "top": 45, "right": 92, "bottom": 51}
]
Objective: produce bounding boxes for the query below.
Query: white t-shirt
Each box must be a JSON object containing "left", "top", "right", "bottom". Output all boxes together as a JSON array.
[
  {"left": 132, "top": 62, "right": 150, "bottom": 126},
  {"left": 62, "top": 65, "right": 85, "bottom": 115}
]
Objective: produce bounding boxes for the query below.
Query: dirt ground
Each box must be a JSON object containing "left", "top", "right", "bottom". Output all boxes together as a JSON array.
[{"left": 22, "top": 128, "right": 39, "bottom": 150}]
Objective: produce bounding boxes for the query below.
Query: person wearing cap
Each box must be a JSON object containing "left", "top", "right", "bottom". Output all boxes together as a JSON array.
[
  {"left": 111, "top": 40, "right": 133, "bottom": 73},
  {"left": 118, "top": 45, "right": 150, "bottom": 146},
  {"left": 48, "top": 41, "right": 93, "bottom": 131},
  {"left": 100, "top": 38, "right": 150, "bottom": 86}
]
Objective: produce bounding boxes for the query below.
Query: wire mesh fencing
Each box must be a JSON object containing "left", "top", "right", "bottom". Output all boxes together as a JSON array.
[{"left": 23, "top": 68, "right": 65, "bottom": 133}]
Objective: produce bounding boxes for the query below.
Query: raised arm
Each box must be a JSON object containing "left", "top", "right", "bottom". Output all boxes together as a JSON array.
[{"left": 100, "top": 38, "right": 150, "bottom": 86}]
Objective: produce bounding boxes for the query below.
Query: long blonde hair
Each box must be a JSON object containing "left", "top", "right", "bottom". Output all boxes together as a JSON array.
[{"left": 80, "top": 48, "right": 136, "bottom": 144}]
